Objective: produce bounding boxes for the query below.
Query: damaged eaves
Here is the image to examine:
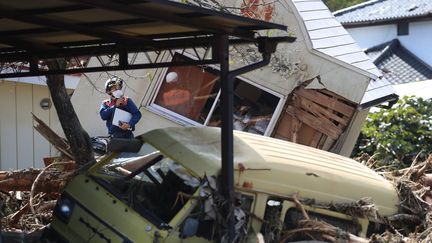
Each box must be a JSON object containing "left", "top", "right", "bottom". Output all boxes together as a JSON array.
[{"left": 273, "top": 77, "right": 356, "bottom": 151}]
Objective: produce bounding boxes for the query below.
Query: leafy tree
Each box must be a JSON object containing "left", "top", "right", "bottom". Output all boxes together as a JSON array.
[
  {"left": 353, "top": 96, "right": 432, "bottom": 168},
  {"left": 323, "top": 0, "right": 367, "bottom": 12}
]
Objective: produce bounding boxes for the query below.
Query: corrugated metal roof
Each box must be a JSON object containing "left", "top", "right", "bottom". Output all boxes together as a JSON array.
[
  {"left": 365, "top": 39, "right": 432, "bottom": 84},
  {"left": 334, "top": 0, "right": 432, "bottom": 25},
  {"left": 142, "top": 126, "right": 399, "bottom": 215},
  {"left": 292, "top": 0, "right": 382, "bottom": 78}
]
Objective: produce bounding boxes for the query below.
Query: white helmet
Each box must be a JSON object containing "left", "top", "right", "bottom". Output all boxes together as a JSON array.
[{"left": 105, "top": 77, "right": 123, "bottom": 93}]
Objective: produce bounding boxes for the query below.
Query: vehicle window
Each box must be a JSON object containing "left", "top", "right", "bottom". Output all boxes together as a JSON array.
[{"left": 92, "top": 143, "right": 200, "bottom": 227}]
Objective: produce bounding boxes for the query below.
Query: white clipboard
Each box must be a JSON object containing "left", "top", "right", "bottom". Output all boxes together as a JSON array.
[{"left": 112, "top": 108, "right": 132, "bottom": 127}]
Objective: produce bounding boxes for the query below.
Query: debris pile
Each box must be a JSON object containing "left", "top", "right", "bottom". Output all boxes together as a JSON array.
[
  {"left": 1, "top": 115, "right": 432, "bottom": 242},
  {"left": 0, "top": 160, "right": 75, "bottom": 235}
]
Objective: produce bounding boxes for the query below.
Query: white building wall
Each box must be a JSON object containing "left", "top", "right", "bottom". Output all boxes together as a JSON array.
[
  {"left": 346, "top": 20, "right": 432, "bottom": 65},
  {"left": 0, "top": 80, "right": 61, "bottom": 170},
  {"left": 398, "top": 21, "right": 432, "bottom": 66},
  {"left": 346, "top": 24, "right": 397, "bottom": 49}
]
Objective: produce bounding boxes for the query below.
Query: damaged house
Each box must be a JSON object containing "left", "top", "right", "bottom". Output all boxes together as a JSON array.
[
  {"left": 71, "top": 0, "right": 397, "bottom": 157},
  {"left": 0, "top": 0, "right": 397, "bottom": 170}
]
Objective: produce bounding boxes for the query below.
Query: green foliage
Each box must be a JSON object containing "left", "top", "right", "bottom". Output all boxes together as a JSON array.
[
  {"left": 323, "top": 0, "right": 367, "bottom": 12},
  {"left": 353, "top": 96, "right": 432, "bottom": 169}
]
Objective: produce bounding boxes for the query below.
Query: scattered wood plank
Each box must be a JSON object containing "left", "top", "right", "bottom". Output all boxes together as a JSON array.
[
  {"left": 32, "top": 113, "right": 73, "bottom": 160},
  {"left": 285, "top": 105, "right": 343, "bottom": 140},
  {"left": 293, "top": 94, "right": 350, "bottom": 126},
  {"left": 0, "top": 165, "right": 74, "bottom": 192},
  {"left": 296, "top": 88, "right": 355, "bottom": 117}
]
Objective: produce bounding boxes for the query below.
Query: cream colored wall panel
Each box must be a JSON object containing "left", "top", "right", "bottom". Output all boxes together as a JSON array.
[
  {"left": 0, "top": 81, "right": 17, "bottom": 170},
  {"left": 16, "top": 83, "right": 34, "bottom": 168},
  {"left": 32, "top": 85, "right": 52, "bottom": 168}
]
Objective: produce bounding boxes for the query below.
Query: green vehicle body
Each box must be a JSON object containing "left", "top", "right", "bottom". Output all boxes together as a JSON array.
[{"left": 47, "top": 127, "right": 399, "bottom": 242}]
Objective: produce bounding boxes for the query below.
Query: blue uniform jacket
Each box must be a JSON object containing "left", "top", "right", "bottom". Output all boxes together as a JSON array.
[{"left": 99, "top": 97, "right": 142, "bottom": 137}]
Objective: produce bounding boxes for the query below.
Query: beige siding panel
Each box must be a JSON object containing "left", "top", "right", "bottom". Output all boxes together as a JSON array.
[
  {"left": 294, "top": 1, "right": 328, "bottom": 12},
  {"left": 311, "top": 35, "right": 356, "bottom": 49},
  {"left": 334, "top": 52, "right": 371, "bottom": 64},
  {"left": 308, "top": 26, "right": 349, "bottom": 39},
  {"left": 299, "top": 9, "right": 333, "bottom": 21},
  {"left": 351, "top": 60, "right": 381, "bottom": 74},
  {"left": 304, "top": 18, "right": 341, "bottom": 31},
  {"left": 317, "top": 43, "right": 362, "bottom": 57},
  {"left": 32, "top": 85, "right": 51, "bottom": 168},
  {"left": 16, "top": 83, "right": 34, "bottom": 168},
  {"left": 0, "top": 81, "right": 17, "bottom": 170}
]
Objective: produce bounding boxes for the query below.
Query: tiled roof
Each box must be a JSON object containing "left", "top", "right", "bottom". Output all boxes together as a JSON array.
[
  {"left": 365, "top": 39, "right": 432, "bottom": 84},
  {"left": 334, "top": 0, "right": 432, "bottom": 25}
]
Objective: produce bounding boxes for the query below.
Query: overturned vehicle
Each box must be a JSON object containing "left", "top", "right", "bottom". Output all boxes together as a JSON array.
[{"left": 44, "top": 127, "right": 399, "bottom": 242}]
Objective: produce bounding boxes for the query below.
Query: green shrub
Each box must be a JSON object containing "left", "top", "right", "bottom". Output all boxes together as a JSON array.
[{"left": 353, "top": 96, "right": 432, "bottom": 169}]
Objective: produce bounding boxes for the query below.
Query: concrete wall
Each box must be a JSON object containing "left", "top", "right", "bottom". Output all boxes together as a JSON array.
[
  {"left": 346, "top": 20, "right": 432, "bottom": 65},
  {"left": 0, "top": 80, "right": 61, "bottom": 170}
]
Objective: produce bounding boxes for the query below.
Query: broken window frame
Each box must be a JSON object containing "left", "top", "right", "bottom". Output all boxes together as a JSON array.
[
  {"left": 90, "top": 143, "right": 201, "bottom": 230},
  {"left": 147, "top": 51, "right": 285, "bottom": 136}
]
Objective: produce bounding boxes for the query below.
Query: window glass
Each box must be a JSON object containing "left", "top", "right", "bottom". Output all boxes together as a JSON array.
[
  {"left": 92, "top": 143, "right": 200, "bottom": 227},
  {"left": 152, "top": 52, "right": 281, "bottom": 135},
  {"left": 154, "top": 53, "right": 220, "bottom": 123}
]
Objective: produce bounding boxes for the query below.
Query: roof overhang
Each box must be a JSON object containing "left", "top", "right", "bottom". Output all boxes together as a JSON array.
[{"left": 0, "top": 0, "right": 294, "bottom": 78}]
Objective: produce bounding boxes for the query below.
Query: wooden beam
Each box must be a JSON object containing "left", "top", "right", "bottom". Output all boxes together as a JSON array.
[
  {"left": 285, "top": 106, "right": 343, "bottom": 140},
  {"left": 295, "top": 88, "right": 355, "bottom": 117},
  {"left": 293, "top": 94, "right": 350, "bottom": 126}
]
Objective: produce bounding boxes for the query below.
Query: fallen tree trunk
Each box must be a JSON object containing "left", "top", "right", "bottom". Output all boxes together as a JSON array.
[
  {"left": 46, "top": 59, "right": 94, "bottom": 166},
  {"left": 0, "top": 165, "right": 74, "bottom": 192}
]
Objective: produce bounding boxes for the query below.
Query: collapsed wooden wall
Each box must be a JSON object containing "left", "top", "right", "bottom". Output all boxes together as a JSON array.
[{"left": 273, "top": 81, "right": 356, "bottom": 151}]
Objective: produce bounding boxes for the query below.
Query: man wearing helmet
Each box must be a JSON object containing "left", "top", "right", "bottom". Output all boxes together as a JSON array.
[{"left": 100, "top": 77, "right": 142, "bottom": 138}]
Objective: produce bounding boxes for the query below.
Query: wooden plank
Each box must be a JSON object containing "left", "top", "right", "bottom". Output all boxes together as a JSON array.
[
  {"left": 295, "top": 88, "right": 355, "bottom": 117},
  {"left": 286, "top": 105, "right": 343, "bottom": 140},
  {"left": 0, "top": 81, "right": 17, "bottom": 170},
  {"left": 16, "top": 83, "right": 34, "bottom": 169},
  {"left": 322, "top": 137, "right": 336, "bottom": 151},
  {"left": 297, "top": 123, "right": 317, "bottom": 146},
  {"left": 273, "top": 112, "right": 293, "bottom": 140},
  {"left": 32, "top": 85, "right": 51, "bottom": 168},
  {"left": 294, "top": 94, "right": 350, "bottom": 126},
  {"left": 291, "top": 116, "right": 301, "bottom": 143},
  {"left": 310, "top": 131, "right": 323, "bottom": 148}
]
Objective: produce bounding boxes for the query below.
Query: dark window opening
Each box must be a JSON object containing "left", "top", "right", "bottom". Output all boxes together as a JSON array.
[
  {"left": 397, "top": 22, "right": 409, "bottom": 36},
  {"left": 182, "top": 193, "right": 254, "bottom": 241},
  {"left": 260, "top": 199, "right": 283, "bottom": 243},
  {"left": 93, "top": 145, "right": 200, "bottom": 227}
]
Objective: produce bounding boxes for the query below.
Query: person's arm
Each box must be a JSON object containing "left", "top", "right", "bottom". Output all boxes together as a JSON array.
[
  {"left": 125, "top": 99, "right": 142, "bottom": 129},
  {"left": 99, "top": 102, "right": 115, "bottom": 121}
]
